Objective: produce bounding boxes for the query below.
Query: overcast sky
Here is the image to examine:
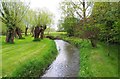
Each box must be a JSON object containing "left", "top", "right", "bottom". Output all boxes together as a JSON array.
[{"left": 27, "top": 0, "right": 63, "bottom": 30}]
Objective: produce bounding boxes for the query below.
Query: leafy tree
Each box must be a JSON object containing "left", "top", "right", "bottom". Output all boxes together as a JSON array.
[
  {"left": 61, "top": 16, "right": 79, "bottom": 36},
  {"left": 0, "top": 0, "right": 29, "bottom": 43},
  {"left": 91, "top": 2, "right": 120, "bottom": 44},
  {"left": 57, "top": 20, "right": 65, "bottom": 32},
  {"left": 33, "top": 9, "right": 54, "bottom": 40},
  {"left": 60, "top": 0, "right": 100, "bottom": 47},
  {"left": 23, "top": 9, "right": 36, "bottom": 36}
]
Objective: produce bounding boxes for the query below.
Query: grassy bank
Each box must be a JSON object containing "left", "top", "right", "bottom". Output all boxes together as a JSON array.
[
  {"left": 1, "top": 36, "right": 57, "bottom": 77},
  {"left": 62, "top": 36, "right": 119, "bottom": 77}
]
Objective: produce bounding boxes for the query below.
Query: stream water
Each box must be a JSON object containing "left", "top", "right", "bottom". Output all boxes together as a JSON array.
[{"left": 42, "top": 40, "right": 80, "bottom": 77}]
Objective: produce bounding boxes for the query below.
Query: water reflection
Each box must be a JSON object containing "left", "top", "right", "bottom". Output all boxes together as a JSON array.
[{"left": 42, "top": 40, "right": 80, "bottom": 77}]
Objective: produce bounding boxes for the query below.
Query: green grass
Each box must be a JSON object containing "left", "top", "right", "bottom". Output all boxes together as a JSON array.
[
  {"left": 0, "top": 35, "right": 57, "bottom": 77},
  {"left": 45, "top": 32, "right": 67, "bottom": 37},
  {"left": 1, "top": 32, "right": 119, "bottom": 77},
  {"left": 0, "top": 36, "right": 2, "bottom": 78},
  {"left": 62, "top": 36, "right": 119, "bottom": 77},
  {"left": 79, "top": 42, "right": 118, "bottom": 77}
]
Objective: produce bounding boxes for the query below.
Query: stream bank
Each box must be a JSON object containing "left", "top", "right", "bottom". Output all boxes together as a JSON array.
[{"left": 42, "top": 40, "right": 80, "bottom": 77}]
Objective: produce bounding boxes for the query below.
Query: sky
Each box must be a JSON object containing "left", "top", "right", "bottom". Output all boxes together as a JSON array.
[{"left": 26, "top": 0, "right": 63, "bottom": 30}]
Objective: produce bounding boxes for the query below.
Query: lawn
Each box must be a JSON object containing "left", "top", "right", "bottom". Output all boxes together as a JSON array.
[
  {"left": 0, "top": 33, "right": 119, "bottom": 77},
  {"left": 79, "top": 41, "right": 119, "bottom": 77},
  {"left": 0, "top": 35, "right": 57, "bottom": 77},
  {"left": 45, "top": 32, "right": 67, "bottom": 37},
  {"left": 62, "top": 36, "right": 119, "bottom": 77}
]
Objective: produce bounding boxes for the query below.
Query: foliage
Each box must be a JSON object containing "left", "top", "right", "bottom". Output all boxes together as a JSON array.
[
  {"left": 45, "top": 27, "right": 56, "bottom": 33},
  {"left": 0, "top": 0, "right": 30, "bottom": 43},
  {"left": 34, "top": 8, "right": 54, "bottom": 27},
  {"left": 24, "top": 9, "right": 36, "bottom": 27},
  {"left": 59, "top": 0, "right": 100, "bottom": 47},
  {"left": 60, "top": 0, "right": 93, "bottom": 19},
  {"left": 0, "top": 0, "right": 29, "bottom": 29},
  {"left": 1, "top": 36, "right": 57, "bottom": 77},
  {"left": 61, "top": 16, "right": 79, "bottom": 36},
  {"left": 59, "top": 1, "right": 120, "bottom": 47},
  {"left": 33, "top": 38, "right": 41, "bottom": 41},
  {"left": 0, "top": 21, "right": 7, "bottom": 35},
  {"left": 91, "top": 2, "right": 120, "bottom": 43},
  {"left": 57, "top": 20, "right": 65, "bottom": 32},
  {"left": 61, "top": 36, "right": 119, "bottom": 77}
]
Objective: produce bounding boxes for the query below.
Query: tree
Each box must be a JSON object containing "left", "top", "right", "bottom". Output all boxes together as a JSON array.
[
  {"left": 91, "top": 2, "right": 120, "bottom": 44},
  {"left": 57, "top": 20, "right": 65, "bottom": 32},
  {"left": 0, "top": 0, "right": 29, "bottom": 43},
  {"left": 0, "top": 21, "right": 7, "bottom": 35},
  {"left": 60, "top": 0, "right": 93, "bottom": 22},
  {"left": 61, "top": 16, "right": 79, "bottom": 36},
  {"left": 24, "top": 9, "right": 36, "bottom": 36},
  {"left": 33, "top": 9, "right": 53, "bottom": 40},
  {"left": 60, "top": 0, "right": 100, "bottom": 47}
]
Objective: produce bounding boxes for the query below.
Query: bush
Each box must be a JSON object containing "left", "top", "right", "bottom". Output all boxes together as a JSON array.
[{"left": 33, "top": 38, "right": 41, "bottom": 41}]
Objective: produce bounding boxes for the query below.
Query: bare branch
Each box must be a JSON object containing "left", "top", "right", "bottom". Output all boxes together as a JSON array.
[
  {"left": 70, "top": 1, "right": 83, "bottom": 18},
  {"left": 71, "top": 1, "right": 83, "bottom": 11},
  {"left": 79, "top": 0, "right": 83, "bottom": 5},
  {"left": 75, "top": 10, "right": 83, "bottom": 18},
  {"left": 85, "top": 2, "right": 93, "bottom": 11}
]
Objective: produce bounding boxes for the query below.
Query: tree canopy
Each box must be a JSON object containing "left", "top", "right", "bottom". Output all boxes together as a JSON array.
[
  {"left": 0, "top": 0, "right": 29, "bottom": 29},
  {"left": 59, "top": 1, "right": 120, "bottom": 47}
]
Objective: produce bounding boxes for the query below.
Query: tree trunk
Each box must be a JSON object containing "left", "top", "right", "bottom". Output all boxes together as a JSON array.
[
  {"left": 34, "top": 26, "right": 40, "bottom": 40},
  {"left": 31, "top": 27, "right": 34, "bottom": 37},
  {"left": 83, "top": 0, "right": 86, "bottom": 19},
  {"left": 15, "top": 27, "right": 23, "bottom": 39},
  {"left": 25, "top": 27, "right": 28, "bottom": 36},
  {"left": 14, "top": 31, "right": 18, "bottom": 38},
  {"left": 40, "top": 30, "right": 44, "bottom": 39},
  {"left": 90, "top": 39, "right": 97, "bottom": 47},
  {"left": 83, "top": 0, "right": 86, "bottom": 26},
  {"left": 6, "top": 28, "right": 15, "bottom": 43},
  {"left": 40, "top": 25, "right": 46, "bottom": 39}
]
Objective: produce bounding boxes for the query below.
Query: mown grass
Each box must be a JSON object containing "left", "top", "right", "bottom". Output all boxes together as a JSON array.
[
  {"left": 45, "top": 32, "right": 67, "bottom": 37},
  {"left": 0, "top": 35, "right": 57, "bottom": 77},
  {"left": 62, "top": 36, "right": 119, "bottom": 77},
  {"left": 0, "top": 36, "right": 2, "bottom": 78}
]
